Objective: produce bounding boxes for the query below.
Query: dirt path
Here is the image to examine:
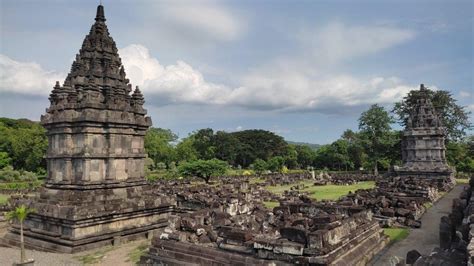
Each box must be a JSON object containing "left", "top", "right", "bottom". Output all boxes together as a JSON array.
[
  {"left": 370, "top": 184, "right": 466, "bottom": 265},
  {"left": 0, "top": 239, "right": 149, "bottom": 266}
]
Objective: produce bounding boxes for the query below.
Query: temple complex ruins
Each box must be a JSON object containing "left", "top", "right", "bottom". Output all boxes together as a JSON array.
[
  {"left": 1, "top": 4, "right": 466, "bottom": 266},
  {"left": 395, "top": 84, "right": 455, "bottom": 190},
  {"left": 4, "top": 5, "right": 175, "bottom": 253}
]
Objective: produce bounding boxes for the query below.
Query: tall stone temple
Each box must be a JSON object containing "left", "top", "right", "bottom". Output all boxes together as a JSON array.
[
  {"left": 395, "top": 84, "right": 455, "bottom": 189},
  {"left": 5, "top": 5, "right": 175, "bottom": 252}
]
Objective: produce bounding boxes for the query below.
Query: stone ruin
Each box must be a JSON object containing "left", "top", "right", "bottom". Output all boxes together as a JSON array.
[
  {"left": 4, "top": 5, "right": 176, "bottom": 252},
  {"left": 403, "top": 176, "right": 473, "bottom": 265},
  {"left": 394, "top": 84, "right": 455, "bottom": 191},
  {"left": 341, "top": 176, "right": 437, "bottom": 228},
  {"left": 1, "top": 4, "right": 462, "bottom": 265},
  {"left": 140, "top": 176, "right": 389, "bottom": 265}
]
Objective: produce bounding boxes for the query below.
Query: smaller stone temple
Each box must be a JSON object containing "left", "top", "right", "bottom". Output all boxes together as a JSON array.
[
  {"left": 395, "top": 84, "right": 455, "bottom": 189},
  {"left": 4, "top": 5, "right": 175, "bottom": 253}
]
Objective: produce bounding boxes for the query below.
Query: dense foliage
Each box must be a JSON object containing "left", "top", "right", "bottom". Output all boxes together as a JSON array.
[
  {"left": 0, "top": 118, "right": 47, "bottom": 173},
  {"left": 1, "top": 83, "right": 472, "bottom": 180},
  {"left": 178, "top": 159, "right": 229, "bottom": 183},
  {"left": 393, "top": 88, "right": 472, "bottom": 141}
]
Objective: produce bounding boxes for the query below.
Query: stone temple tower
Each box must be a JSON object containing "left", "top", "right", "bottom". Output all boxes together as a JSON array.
[
  {"left": 5, "top": 5, "right": 175, "bottom": 252},
  {"left": 395, "top": 84, "right": 454, "bottom": 189}
]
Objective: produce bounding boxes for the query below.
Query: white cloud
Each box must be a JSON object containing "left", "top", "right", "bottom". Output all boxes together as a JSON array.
[
  {"left": 299, "top": 22, "right": 416, "bottom": 64},
  {"left": 0, "top": 54, "right": 65, "bottom": 95},
  {"left": 119, "top": 44, "right": 232, "bottom": 105},
  {"left": 460, "top": 91, "right": 471, "bottom": 98},
  {"left": 1, "top": 20, "right": 418, "bottom": 114},
  {"left": 467, "top": 104, "right": 474, "bottom": 113},
  {"left": 159, "top": 2, "right": 243, "bottom": 42},
  {"left": 119, "top": 44, "right": 415, "bottom": 112},
  {"left": 227, "top": 71, "right": 414, "bottom": 111}
]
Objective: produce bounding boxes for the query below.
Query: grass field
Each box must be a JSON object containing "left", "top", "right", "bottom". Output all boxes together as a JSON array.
[
  {"left": 263, "top": 201, "right": 279, "bottom": 209},
  {"left": 266, "top": 180, "right": 375, "bottom": 201},
  {"left": 0, "top": 194, "right": 9, "bottom": 204},
  {"left": 74, "top": 246, "right": 114, "bottom": 264},
  {"left": 456, "top": 178, "right": 470, "bottom": 185},
  {"left": 127, "top": 243, "right": 149, "bottom": 264},
  {"left": 383, "top": 228, "right": 410, "bottom": 243}
]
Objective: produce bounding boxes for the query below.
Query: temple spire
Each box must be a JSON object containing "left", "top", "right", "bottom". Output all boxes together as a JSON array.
[{"left": 95, "top": 4, "right": 106, "bottom": 22}]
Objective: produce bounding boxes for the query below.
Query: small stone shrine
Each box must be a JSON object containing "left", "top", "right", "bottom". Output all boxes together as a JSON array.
[
  {"left": 4, "top": 5, "right": 175, "bottom": 253},
  {"left": 395, "top": 84, "right": 455, "bottom": 190}
]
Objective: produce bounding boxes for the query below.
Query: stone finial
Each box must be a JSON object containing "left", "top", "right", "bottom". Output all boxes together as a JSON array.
[{"left": 95, "top": 4, "right": 106, "bottom": 22}]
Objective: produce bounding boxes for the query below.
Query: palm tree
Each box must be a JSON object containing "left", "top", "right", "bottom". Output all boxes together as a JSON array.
[{"left": 6, "top": 205, "right": 35, "bottom": 263}]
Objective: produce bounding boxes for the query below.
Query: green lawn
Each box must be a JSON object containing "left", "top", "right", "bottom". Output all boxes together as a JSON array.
[
  {"left": 266, "top": 180, "right": 375, "bottom": 201},
  {"left": 249, "top": 177, "right": 266, "bottom": 184},
  {"left": 0, "top": 194, "right": 9, "bottom": 204},
  {"left": 73, "top": 246, "right": 114, "bottom": 264},
  {"left": 263, "top": 201, "right": 279, "bottom": 209},
  {"left": 383, "top": 228, "right": 409, "bottom": 243},
  {"left": 456, "top": 178, "right": 470, "bottom": 185},
  {"left": 127, "top": 242, "right": 149, "bottom": 264}
]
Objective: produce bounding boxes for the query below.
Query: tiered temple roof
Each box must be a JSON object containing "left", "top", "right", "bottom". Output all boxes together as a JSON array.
[
  {"left": 48, "top": 4, "right": 144, "bottom": 114},
  {"left": 407, "top": 84, "right": 442, "bottom": 129}
]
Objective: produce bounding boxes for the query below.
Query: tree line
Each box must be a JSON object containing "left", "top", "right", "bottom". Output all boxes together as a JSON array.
[{"left": 0, "top": 87, "right": 472, "bottom": 180}]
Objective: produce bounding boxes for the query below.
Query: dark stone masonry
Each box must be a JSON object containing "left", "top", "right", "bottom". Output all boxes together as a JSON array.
[
  {"left": 4, "top": 5, "right": 175, "bottom": 253},
  {"left": 395, "top": 84, "right": 455, "bottom": 191},
  {"left": 1, "top": 4, "right": 461, "bottom": 266}
]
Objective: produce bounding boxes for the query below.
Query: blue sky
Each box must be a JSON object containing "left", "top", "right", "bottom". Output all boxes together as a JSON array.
[{"left": 0, "top": 0, "right": 472, "bottom": 144}]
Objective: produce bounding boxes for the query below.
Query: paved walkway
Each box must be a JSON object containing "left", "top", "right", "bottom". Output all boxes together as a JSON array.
[{"left": 370, "top": 184, "right": 466, "bottom": 265}]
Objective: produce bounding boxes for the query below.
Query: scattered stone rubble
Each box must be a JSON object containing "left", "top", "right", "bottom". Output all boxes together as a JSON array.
[
  {"left": 341, "top": 176, "right": 443, "bottom": 228},
  {"left": 141, "top": 174, "right": 389, "bottom": 265},
  {"left": 404, "top": 176, "right": 473, "bottom": 266}
]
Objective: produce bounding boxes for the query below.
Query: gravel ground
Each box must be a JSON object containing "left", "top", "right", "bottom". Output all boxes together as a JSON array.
[
  {"left": 0, "top": 239, "right": 148, "bottom": 266},
  {"left": 370, "top": 184, "right": 466, "bottom": 265},
  {"left": 0, "top": 247, "right": 80, "bottom": 266}
]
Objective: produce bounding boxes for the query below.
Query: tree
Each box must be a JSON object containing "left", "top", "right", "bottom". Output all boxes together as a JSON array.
[
  {"left": 295, "top": 145, "right": 316, "bottom": 169},
  {"left": 284, "top": 144, "right": 299, "bottom": 169},
  {"left": 6, "top": 205, "right": 35, "bottom": 263},
  {"left": 192, "top": 128, "right": 216, "bottom": 160},
  {"left": 175, "top": 136, "right": 198, "bottom": 163},
  {"left": 232, "top": 130, "right": 288, "bottom": 167},
  {"left": 144, "top": 128, "right": 177, "bottom": 169},
  {"left": 446, "top": 137, "right": 474, "bottom": 172},
  {"left": 178, "top": 159, "right": 228, "bottom": 183},
  {"left": 252, "top": 159, "right": 267, "bottom": 175},
  {"left": 0, "top": 151, "right": 11, "bottom": 169},
  {"left": 393, "top": 88, "right": 472, "bottom": 141},
  {"left": 0, "top": 120, "right": 48, "bottom": 172},
  {"left": 359, "top": 104, "right": 394, "bottom": 174},
  {"left": 330, "top": 139, "right": 353, "bottom": 171},
  {"left": 266, "top": 156, "right": 285, "bottom": 172},
  {"left": 341, "top": 130, "right": 368, "bottom": 170},
  {"left": 213, "top": 131, "right": 239, "bottom": 165}
]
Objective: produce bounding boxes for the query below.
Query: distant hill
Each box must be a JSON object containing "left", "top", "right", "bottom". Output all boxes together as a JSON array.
[
  {"left": 0, "top": 117, "right": 40, "bottom": 128},
  {"left": 287, "top": 141, "right": 322, "bottom": 150}
]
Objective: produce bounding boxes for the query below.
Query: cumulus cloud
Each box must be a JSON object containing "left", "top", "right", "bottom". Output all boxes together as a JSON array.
[
  {"left": 0, "top": 54, "right": 65, "bottom": 95},
  {"left": 120, "top": 44, "right": 232, "bottom": 105},
  {"left": 460, "top": 91, "right": 472, "bottom": 98},
  {"left": 299, "top": 22, "right": 416, "bottom": 64},
  {"left": 226, "top": 72, "right": 414, "bottom": 112},
  {"left": 158, "top": 2, "right": 243, "bottom": 42},
  {"left": 1, "top": 21, "right": 418, "bottom": 114},
  {"left": 119, "top": 44, "right": 415, "bottom": 112}
]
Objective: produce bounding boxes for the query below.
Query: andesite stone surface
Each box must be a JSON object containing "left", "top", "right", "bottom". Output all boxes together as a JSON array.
[
  {"left": 4, "top": 5, "right": 175, "bottom": 253},
  {"left": 395, "top": 84, "right": 455, "bottom": 190}
]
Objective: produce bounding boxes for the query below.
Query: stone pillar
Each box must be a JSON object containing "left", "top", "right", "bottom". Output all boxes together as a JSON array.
[
  {"left": 64, "top": 158, "right": 72, "bottom": 182},
  {"left": 83, "top": 158, "right": 91, "bottom": 182}
]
